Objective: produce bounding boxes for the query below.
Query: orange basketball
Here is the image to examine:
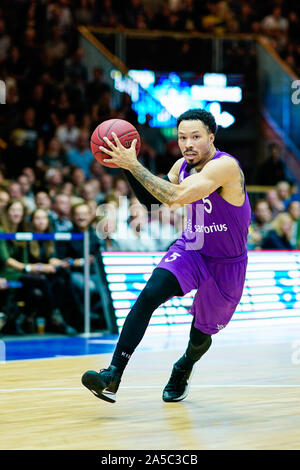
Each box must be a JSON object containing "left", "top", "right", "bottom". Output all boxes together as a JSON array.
[{"left": 90, "top": 119, "right": 141, "bottom": 168}]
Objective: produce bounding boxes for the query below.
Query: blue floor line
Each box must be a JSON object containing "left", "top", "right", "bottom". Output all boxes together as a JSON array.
[{"left": 1, "top": 335, "right": 119, "bottom": 361}]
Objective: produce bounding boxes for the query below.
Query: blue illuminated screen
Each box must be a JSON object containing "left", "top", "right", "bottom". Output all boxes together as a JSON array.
[
  {"left": 102, "top": 251, "right": 300, "bottom": 332},
  {"left": 111, "top": 70, "right": 243, "bottom": 128}
]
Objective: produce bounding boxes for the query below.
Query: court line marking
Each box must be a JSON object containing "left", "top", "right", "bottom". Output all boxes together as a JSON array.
[{"left": 1, "top": 384, "right": 300, "bottom": 393}]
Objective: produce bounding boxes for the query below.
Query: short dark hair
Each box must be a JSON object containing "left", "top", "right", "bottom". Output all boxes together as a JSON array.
[{"left": 177, "top": 109, "right": 218, "bottom": 135}]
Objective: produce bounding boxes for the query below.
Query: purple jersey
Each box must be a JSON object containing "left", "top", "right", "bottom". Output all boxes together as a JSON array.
[
  {"left": 179, "top": 150, "right": 251, "bottom": 258},
  {"left": 156, "top": 149, "right": 251, "bottom": 334}
]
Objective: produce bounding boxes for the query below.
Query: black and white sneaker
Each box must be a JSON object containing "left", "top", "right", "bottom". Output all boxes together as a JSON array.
[
  {"left": 162, "top": 364, "right": 194, "bottom": 402},
  {"left": 81, "top": 365, "right": 121, "bottom": 403}
]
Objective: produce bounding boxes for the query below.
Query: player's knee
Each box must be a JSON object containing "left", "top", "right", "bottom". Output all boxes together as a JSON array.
[
  {"left": 190, "top": 323, "right": 211, "bottom": 345},
  {"left": 139, "top": 283, "right": 158, "bottom": 304}
]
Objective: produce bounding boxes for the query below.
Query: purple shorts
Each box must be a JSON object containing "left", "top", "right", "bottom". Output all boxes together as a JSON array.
[{"left": 156, "top": 239, "right": 248, "bottom": 335}]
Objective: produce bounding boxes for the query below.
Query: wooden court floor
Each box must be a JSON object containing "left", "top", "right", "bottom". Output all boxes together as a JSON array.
[{"left": 1, "top": 322, "right": 300, "bottom": 450}]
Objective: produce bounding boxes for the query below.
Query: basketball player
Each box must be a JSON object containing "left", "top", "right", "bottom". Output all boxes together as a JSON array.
[{"left": 82, "top": 109, "right": 251, "bottom": 403}]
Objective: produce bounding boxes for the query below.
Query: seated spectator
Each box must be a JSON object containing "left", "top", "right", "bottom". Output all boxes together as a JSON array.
[
  {"left": 247, "top": 199, "right": 273, "bottom": 250},
  {"left": 276, "top": 180, "right": 291, "bottom": 210},
  {"left": 57, "top": 202, "right": 104, "bottom": 327},
  {"left": 44, "top": 168, "right": 64, "bottom": 198},
  {"left": 47, "top": 0, "right": 73, "bottom": 36},
  {"left": 287, "top": 201, "right": 300, "bottom": 249},
  {"left": 49, "top": 192, "right": 73, "bottom": 234},
  {"left": 237, "top": 4, "right": 256, "bottom": 33},
  {"left": 261, "top": 6, "right": 289, "bottom": 53},
  {"left": 4, "top": 45, "right": 28, "bottom": 82},
  {"left": 34, "top": 191, "right": 52, "bottom": 212},
  {"left": 37, "top": 137, "right": 69, "bottom": 175},
  {"left": 60, "top": 181, "right": 75, "bottom": 198},
  {"left": 113, "top": 175, "right": 131, "bottom": 197},
  {"left": 27, "top": 208, "right": 79, "bottom": 334},
  {"left": 201, "top": 1, "right": 224, "bottom": 34},
  {"left": 96, "top": 209, "right": 123, "bottom": 252},
  {"left": 7, "top": 181, "right": 23, "bottom": 201},
  {"left": 89, "top": 159, "right": 105, "bottom": 181},
  {"left": 0, "top": 189, "right": 10, "bottom": 214},
  {"left": 261, "top": 7, "right": 289, "bottom": 35},
  {"left": 21, "top": 167, "right": 39, "bottom": 194},
  {"left": 70, "top": 167, "right": 87, "bottom": 196},
  {"left": 79, "top": 181, "right": 100, "bottom": 224},
  {"left": 100, "top": 172, "right": 114, "bottom": 195},
  {"left": 66, "top": 130, "right": 94, "bottom": 178},
  {"left": 55, "top": 113, "right": 80, "bottom": 152},
  {"left": 115, "top": 198, "right": 158, "bottom": 251},
  {"left": 86, "top": 66, "right": 111, "bottom": 106},
  {"left": 261, "top": 213, "right": 294, "bottom": 250},
  {"left": 0, "top": 19, "right": 11, "bottom": 64},
  {"left": 64, "top": 48, "right": 88, "bottom": 85},
  {"left": 4, "top": 129, "right": 35, "bottom": 178},
  {"left": 21, "top": 26, "right": 42, "bottom": 74},
  {"left": 0, "top": 199, "right": 62, "bottom": 334},
  {"left": 18, "top": 107, "right": 43, "bottom": 160},
  {"left": 17, "top": 173, "right": 36, "bottom": 213},
  {"left": 112, "top": 176, "right": 131, "bottom": 224},
  {"left": 256, "top": 143, "right": 287, "bottom": 185},
  {"left": 287, "top": 11, "right": 300, "bottom": 43},
  {"left": 81, "top": 181, "right": 99, "bottom": 205},
  {"left": 94, "top": 88, "right": 116, "bottom": 124},
  {"left": 44, "top": 25, "right": 67, "bottom": 62},
  {"left": 266, "top": 188, "right": 285, "bottom": 217},
  {"left": 52, "top": 90, "right": 73, "bottom": 123},
  {"left": 75, "top": 0, "right": 95, "bottom": 25},
  {"left": 23, "top": 83, "right": 50, "bottom": 125},
  {"left": 289, "top": 182, "right": 300, "bottom": 203},
  {"left": 88, "top": 177, "right": 105, "bottom": 204}
]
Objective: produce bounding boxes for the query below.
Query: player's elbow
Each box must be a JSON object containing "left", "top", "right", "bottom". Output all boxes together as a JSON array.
[
  {"left": 169, "top": 184, "right": 212, "bottom": 207},
  {"left": 167, "top": 186, "right": 190, "bottom": 208}
]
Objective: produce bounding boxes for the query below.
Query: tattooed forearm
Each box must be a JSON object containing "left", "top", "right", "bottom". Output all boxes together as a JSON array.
[{"left": 130, "top": 162, "right": 177, "bottom": 205}]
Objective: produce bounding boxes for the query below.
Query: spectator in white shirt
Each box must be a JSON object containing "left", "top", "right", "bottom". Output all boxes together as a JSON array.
[
  {"left": 262, "top": 7, "right": 288, "bottom": 32},
  {"left": 55, "top": 113, "right": 80, "bottom": 152},
  {"left": 261, "top": 7, "right": 288, "bottom": 49}
]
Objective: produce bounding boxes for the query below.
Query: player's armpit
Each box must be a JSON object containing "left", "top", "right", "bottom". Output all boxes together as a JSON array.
[
  {"left": 172, "top": 156, "right": 237, "bottom": 206},
  {"left": 167, "top": 157, "right": 185, "bottom": 184}
]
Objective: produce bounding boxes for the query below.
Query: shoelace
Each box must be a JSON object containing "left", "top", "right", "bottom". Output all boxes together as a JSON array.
[{"left": 168, "top": 368, "right": 191, "bottom": 385}]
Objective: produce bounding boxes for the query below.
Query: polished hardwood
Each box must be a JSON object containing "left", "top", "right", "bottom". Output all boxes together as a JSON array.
[{"left": 1, "top": 322, "right": 300, "bottom": 450}]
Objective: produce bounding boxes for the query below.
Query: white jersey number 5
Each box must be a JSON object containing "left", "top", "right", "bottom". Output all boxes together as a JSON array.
[
  {"left": 165, "top": 252, "right": 181, "bottom": 263},
  {"left": 202, "top": 197, "right": 212, "bottom": 214}
]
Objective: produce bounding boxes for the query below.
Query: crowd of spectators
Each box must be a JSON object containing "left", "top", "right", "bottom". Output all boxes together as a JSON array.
[
  {"left": 0, "top": 0, "right": 300, "bottom": 336},
  {"left": 247, "top": 179, "right": 300, "bottom": 250}
]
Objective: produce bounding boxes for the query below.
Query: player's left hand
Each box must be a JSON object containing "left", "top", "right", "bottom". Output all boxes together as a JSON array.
[{"left": 100, "top": 133, "right": 138, "bottom": 170}]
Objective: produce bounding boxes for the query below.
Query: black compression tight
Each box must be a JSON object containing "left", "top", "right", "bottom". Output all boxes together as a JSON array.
[{"left": 116, "top": 268, "right": 183, "bottom": 355}]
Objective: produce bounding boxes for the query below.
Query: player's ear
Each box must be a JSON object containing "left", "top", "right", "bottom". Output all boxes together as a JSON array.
[{"left": 210, "top": 133, "right": 215, "bottom": 143}]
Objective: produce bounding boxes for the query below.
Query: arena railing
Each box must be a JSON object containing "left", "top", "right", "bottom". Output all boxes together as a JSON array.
[{"left": 0, "top": 232, "right": 118, "bottom": 336}]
